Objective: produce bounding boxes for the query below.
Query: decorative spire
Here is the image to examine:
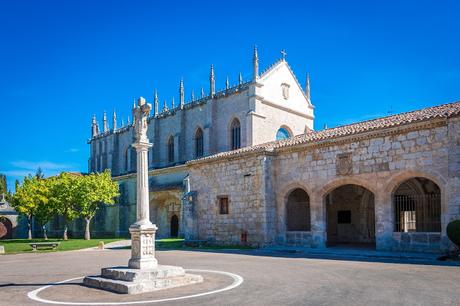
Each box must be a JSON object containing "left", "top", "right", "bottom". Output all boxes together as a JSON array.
[
  {"left": 253, "top": 45, "right": 259, "bottom": 81},
  {"left": 163, "top": 99, "right": 168, "bottom": 112},
  {"left": 238, "top": 72, "right": 243, "bottom": 85},
  {"left": 91, "top": 114, "right": 98, "bottom": 137},
  {"left": 127, "top": 116, "right": 131, "bottom": 125},
  {"left": 96, "top": 122, "right": 100, "bottom": 134},
  {"left": 112, "top": 109, "right": 117, "bottom": 131},
  {"left": 209, "top": 64, "right": 215, "bottom": 97},
  {"left": 121, "top": 118, "right": 125, "bottom": 127},
  {"left": 191, "top": 89, "right": 195, "bottom": 101},
  {"left": 171, "top": 97, "right": 175, "bottom": 109},
  {"left": 225, "top": 76, "right": 229, "bottom": 90},
  {"left": 133, "top": 99, "right": 136, "bottom": 109},
  {"left": 103, "top": 111, "right": 109, "bottom": 133},
  {"left": 179, "top": 78, "right": 184, "bottom": 109},
  {"left": 154, "top": 89, "right": 159, "bottom": 116},
  {"left": 305, "top": 73, "right": 311, "bottom": 102},
  {"left": 201, "top": 87, "right": 205, "bottom": 98}
]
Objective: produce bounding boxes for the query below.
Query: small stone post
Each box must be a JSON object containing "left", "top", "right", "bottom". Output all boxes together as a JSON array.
[{"left": 128, "top": 97, "right": 158, "bottom": 270}]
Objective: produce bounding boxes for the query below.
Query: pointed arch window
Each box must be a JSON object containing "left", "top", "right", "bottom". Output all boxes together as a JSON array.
[
  {"left": 230, "top": 118, "right": 241, "bottom": 150},
  {"left": 124, "top": 147, "right": 129, "bottom": 172},
  {"left": 168, "top": 136, "right": 175, "bottom": 163},
  {"left": 195, "top": 128, "right": 204, "bottom": 158}
]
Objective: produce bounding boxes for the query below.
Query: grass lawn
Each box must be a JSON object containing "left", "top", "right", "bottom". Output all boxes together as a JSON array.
[
  {"left": 156, "top": 238, "right": 255, "bottom": 250},
  {"left": 0, "top": 238, "right": 123, "bottom": 254}
]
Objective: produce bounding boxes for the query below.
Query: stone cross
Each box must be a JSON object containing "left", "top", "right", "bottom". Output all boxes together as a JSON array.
[
  {"left": 129, "top": 97, "right": 157, "bottom": 270},
  {"left": 280, "top": 49, "right": 287, "bottom": 60}
]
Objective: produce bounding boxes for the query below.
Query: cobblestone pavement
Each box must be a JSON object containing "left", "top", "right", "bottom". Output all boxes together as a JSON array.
[{"left": 1, "top": 248, "right": 459, "bottom": 305}]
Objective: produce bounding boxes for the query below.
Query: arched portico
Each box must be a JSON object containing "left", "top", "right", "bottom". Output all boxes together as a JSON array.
[{"left": 324, "top": 184, "right": 376, "bottom": 248}]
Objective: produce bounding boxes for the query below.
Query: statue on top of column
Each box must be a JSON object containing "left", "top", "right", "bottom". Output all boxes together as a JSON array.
[{"left": 132, "top": 97, "right": 151, "bottom": 143}]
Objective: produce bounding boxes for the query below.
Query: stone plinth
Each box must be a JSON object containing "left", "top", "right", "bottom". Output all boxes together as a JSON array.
[{"left": 83, "top": 265, "right": 203, "bottom": 294}]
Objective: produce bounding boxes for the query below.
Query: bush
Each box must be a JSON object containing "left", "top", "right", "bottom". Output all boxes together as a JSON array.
[{"left": 446, "top": 220, "right": 460, "bottom": 247}]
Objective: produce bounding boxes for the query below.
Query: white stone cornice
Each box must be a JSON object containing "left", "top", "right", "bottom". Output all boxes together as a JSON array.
[{"left": 260, "top": 98, "right": 314, "bottom": 120}]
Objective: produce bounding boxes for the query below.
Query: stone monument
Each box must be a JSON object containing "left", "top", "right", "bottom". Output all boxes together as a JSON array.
[{"left": 83, "top": 97, "right": 202, "bottom": 294}]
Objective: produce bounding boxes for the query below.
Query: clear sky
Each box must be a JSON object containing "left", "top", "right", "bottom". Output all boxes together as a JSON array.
[{"left": 1, "top": 0, "right": 459, "bottom": 191}]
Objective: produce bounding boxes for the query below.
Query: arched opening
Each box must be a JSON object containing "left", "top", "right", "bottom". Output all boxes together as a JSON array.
[
  {"left": 195, "top": 128, "right": 204, "bottom": 158},
  {"left": 276, "top": 127, "right": 291, "bottom": 140},
  {"left": 124, "top": 147, "right": 129, "bottom": 172},
  {"left": 393, "top": 177, "right": 441, "bottom": 233},
  {"left": 230, "top": 118, "right": 241, "bottom": 150},
  {"left": 170, "top": 215, "right": 179, "bottom": 238},
  {"left": 325, "top": 184, "right": 375, "bottom": 248},
  {"left": 167, "top": 136, "right": 175, "bottom": 163},
  {"left": 286, "top": 188, "right": 311, "bottom": 231},
  {"left": 0, "top": 216, "right": 13, "bottom": 239}
]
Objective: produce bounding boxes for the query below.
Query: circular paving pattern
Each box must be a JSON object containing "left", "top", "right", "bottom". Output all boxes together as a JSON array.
[{"left": 27, "top": 269, "right": 243, "bottom": 305}]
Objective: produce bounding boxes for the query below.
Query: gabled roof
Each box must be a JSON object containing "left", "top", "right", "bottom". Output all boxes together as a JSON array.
[
  {"left": 259, "top": 58, "right": 313, "bottom": 108},
  {"left": 188, "top": 101, "right": 460, "bottom": 164}
]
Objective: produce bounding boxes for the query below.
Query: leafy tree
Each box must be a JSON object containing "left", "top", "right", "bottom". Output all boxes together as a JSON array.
[
  {"left": 0, "top": 174, "right": 7, "bottom": 195},
  {"left": 35, "top": 167, "right": 44, "bottom": 179},
  {"left": 75, "top": 170, "right": 119, "bottom": 240},
  {"left": 35, "top": 183, "right": 55, "bottom": 240},
  {"left": 48, "top": 173, "right": 79, "bottom": 240},
  {"left": 11, "top": 176, "right": 49, "bottom": 239}
]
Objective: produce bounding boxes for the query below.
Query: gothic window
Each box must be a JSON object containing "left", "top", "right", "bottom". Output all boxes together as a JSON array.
[
  {"left": 168, "top": 136, "right": 175, "bottom": 163},
  {"left": 230, "top": 118, "right": 241, "bottom": 150},
  {"left": 286, "top": 188, "right": 311, "bottom": 231},
  {"left": 195, "top": 128, "right": 204, "bottom": 158},
  {"left": 218, "top": 196, "right": 229, "bottom": 214},
  {"left": 276, "top": 127, "right": 291, "bottom": 140},
  {"left": 124, "top": 147, "right": 129, "bottom": 172}
]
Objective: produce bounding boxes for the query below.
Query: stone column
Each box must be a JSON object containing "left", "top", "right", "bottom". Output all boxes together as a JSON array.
[{"left": 128, "top": 98, "right": 158, "bottom": 270}]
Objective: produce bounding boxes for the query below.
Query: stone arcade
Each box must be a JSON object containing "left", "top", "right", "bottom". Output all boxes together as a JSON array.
[
  {"left": 52, "top": 48, "right": 459, "bottom": 254},
  {"left": 83, "top": 98, "right": 202, "bottom": 294}
]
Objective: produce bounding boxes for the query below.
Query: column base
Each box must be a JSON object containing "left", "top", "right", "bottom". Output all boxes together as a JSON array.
[
  {"left": 83, "top": 265, "right": 203, "bottom": 294},
  {"left": 128, "top": 222, "right": 158, "bottom": 269}
]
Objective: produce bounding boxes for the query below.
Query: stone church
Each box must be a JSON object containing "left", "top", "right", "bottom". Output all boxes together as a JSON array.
[{"left": 82, "top": 48, "right": 459, "bottom": 253}]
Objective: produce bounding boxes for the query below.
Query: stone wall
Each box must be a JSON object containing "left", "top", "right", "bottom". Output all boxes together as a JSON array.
[
  {"left": 186, "top": 117, "right": 458, "bottom": 253},
  {"left": 188, "top": 154, "right": 271, "bottom": 246}
]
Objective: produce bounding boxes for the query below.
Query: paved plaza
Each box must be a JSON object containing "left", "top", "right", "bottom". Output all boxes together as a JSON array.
[{"left": 1, "top": 248, "right": 459, "bottom": 305}]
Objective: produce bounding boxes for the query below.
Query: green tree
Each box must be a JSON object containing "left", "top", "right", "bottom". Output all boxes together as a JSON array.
[
  {"left": 75, "top": 170, "right": 119, "bottom": 240},
  {"left": 11, "top": 176, "right": 49, "bottom": 239},
  {"left": 35, "top": 167, "right": 44, "bottom": 179},
  {"left": 48, "top": 173, "right": 79, "bottom": 240},
  {"left": 0, "top": 174, "right": 7, "bottom": 195},
  {"left": 34, "top": 180, "right": 55, "bottom": 240}
]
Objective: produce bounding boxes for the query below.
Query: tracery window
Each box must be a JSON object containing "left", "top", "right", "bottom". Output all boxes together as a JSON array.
[
  {"left": 195, "top": 128, "right": 204, "bottom": 158},
  {"left": 276, "top": 127, "right": 291, "bottom": 140},
  {"left": 230, "top": 118, "right": 241, "bottom": 150},
  {"left": 168, "top": 136, "right": 175, "bottom": 163}
]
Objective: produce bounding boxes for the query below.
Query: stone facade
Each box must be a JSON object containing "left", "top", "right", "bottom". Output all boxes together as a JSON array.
[{"left": 45, "top": 50, "right": 460, "bottom": 254}]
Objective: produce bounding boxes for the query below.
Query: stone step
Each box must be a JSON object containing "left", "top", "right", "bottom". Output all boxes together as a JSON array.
[
  {"left": 101, "top": 265, "right": 186, "bottom": 282},
  {"left": 83, "top": 273, "right": 203, "bottom": 294}
]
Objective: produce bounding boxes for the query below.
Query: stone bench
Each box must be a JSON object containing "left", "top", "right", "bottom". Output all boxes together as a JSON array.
[
  {"left": 182, "top": 240, "right": 207, "bottom": 247},
  {"left": 29, "top": 242, "right": 60, "bottom": 251}
]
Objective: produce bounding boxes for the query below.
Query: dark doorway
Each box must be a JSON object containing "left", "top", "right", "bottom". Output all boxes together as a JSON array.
[
  {"left": 0, "top": 217, "right": 13, "bottom": 239},
  {"left": 170, "top": 215, "right": 179, "bottom": 238},
  {"left": 326, "top": 184, "right": 375, "bottom": 248}
]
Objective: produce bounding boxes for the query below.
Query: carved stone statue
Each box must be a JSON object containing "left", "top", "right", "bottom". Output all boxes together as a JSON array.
[{"left": 132, "top": 97, "right": 151, "bottom": 143}]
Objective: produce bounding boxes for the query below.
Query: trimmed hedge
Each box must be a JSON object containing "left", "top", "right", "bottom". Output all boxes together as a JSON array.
[{"left": 446, "top": 220, "right": 460, "bottom": 247}]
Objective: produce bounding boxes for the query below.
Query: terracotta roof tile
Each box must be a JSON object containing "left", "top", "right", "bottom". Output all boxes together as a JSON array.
[{"left": 189, "top": 101, "right": 460, "bottom": 163}]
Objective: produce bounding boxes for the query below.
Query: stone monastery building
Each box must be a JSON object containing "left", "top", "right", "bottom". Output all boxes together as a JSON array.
[{"left": 85, "top": 48, "right": 460, "bottom": 253}]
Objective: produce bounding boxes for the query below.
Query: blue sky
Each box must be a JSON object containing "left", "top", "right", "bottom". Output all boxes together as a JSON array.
[{"left": 1, "top": 0, "right": 459, "bottom": 191}]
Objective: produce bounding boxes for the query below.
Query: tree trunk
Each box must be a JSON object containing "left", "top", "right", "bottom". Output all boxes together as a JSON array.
[
  {"left": 63, "top": 225, "right": 68, "bottom": 240},
  {"left": 84, "top": 218, "right": 91, "bottom": 240},
  {"left": 27, "top": 215, "right": 32, "bottom": 240},
  {"left": 43, "top": 226, "right": 48, "bottom": 240}
]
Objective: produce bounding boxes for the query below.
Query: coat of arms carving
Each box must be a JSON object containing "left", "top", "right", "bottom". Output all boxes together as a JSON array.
[
  {"left": 281, "top": 83, "right": 290, "bottom": 100},
  {"left": 336, "top": 153, "right": 353, "bottom": 176}
]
